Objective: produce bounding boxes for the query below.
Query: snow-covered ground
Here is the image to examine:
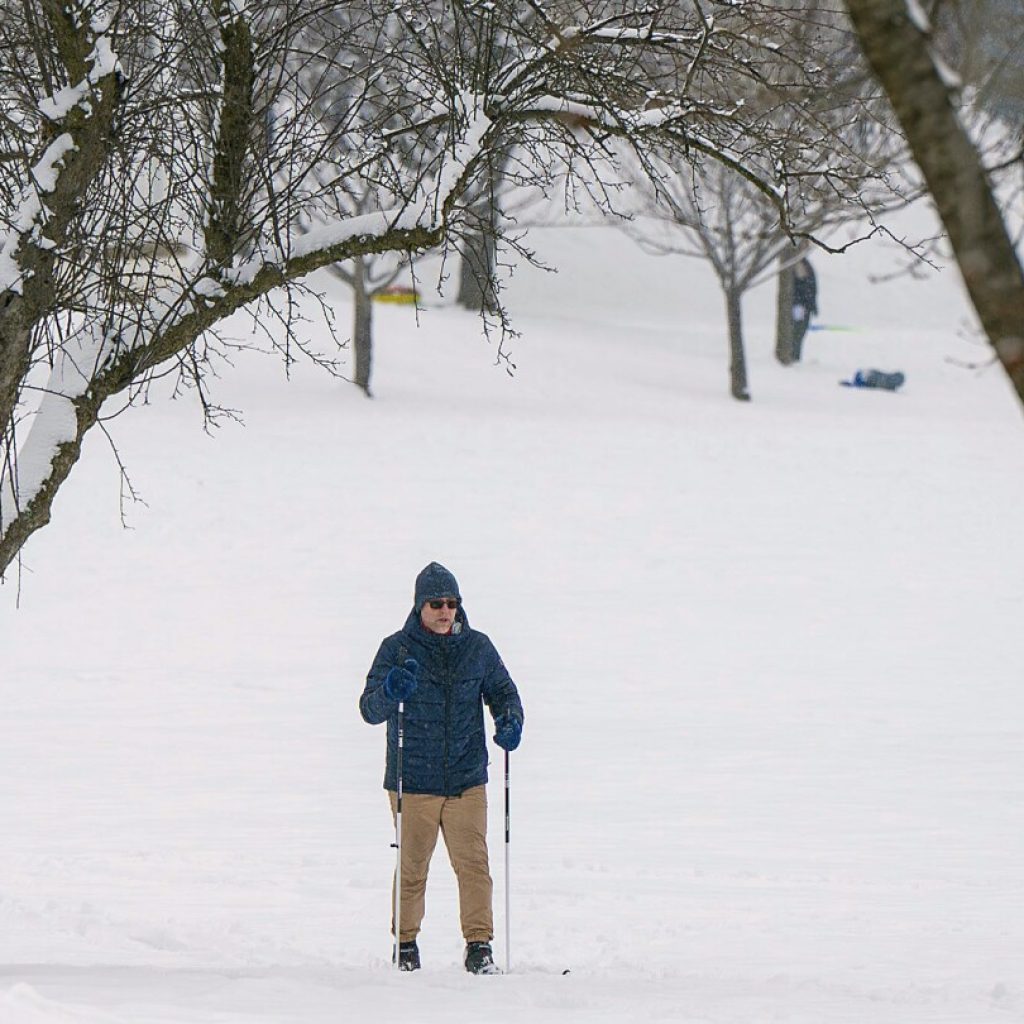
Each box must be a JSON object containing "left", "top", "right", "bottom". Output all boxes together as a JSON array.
[{"left": 2, "top": 210, "right": 1023, "bottom": 1024}]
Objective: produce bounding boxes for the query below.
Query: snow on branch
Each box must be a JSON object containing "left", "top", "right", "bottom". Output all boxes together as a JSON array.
[
  {"left": 227, "top": 95, "right": 494, "bottom": 285},
  {"left": 904, "top": 0, "right": 931, "bottom": 33},
  {"left": 0, "top": 324, "right": 115, "bottom": 528},
  {"left": 38, "top": 31, "right": 120, "bottom": 120},
  {"left": 0, "top": 135, "right": 77, "bottom": 294},
  {"left": 0, "top": 19, "right": 120, "bottom": 295}
]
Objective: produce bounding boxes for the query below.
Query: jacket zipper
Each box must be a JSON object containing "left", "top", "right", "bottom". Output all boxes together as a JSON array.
[{"left": 442, "top": 641, "right": 451, "bottom": 795}]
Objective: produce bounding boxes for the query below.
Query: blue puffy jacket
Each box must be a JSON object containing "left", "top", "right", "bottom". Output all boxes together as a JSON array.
[{"left": 360, "top": 606, "right": 524, "bottom": 796}]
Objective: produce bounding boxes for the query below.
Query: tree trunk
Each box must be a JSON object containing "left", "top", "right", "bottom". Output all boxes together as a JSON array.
[
  {"left": 456, "top": 150, "right": 504, "bottom": 313},
  {"left": 352, "top": 256, "right": 373, "bottom": 397},
  {"left": 845, "top": 0, "right": 1024, "bottom": 408},
  {"left": 456, "top": 228, "right": 498, "bottom": 313},
  {"left": 726, "top": 287, "right": 751, "bottom": 401},
  {"left": 775, "top": 253, "right": 797, "bottom": 365}
]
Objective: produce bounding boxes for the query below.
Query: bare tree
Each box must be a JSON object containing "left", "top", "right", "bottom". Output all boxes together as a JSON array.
[
  {"left": 616, "top": 1, "right": 911, "bottom": 398},
  {"left": 286, "top": 6, "right": 444, "bottom": 396},
  {"left": 626, "top": 160, "right": 786, "bottom": 399},
  {"left": 324, "top": 249, "right": 409, "bottom": 398},
  {"left": 843, "top": 0, "right": 1024, "bottom": 409},
  {"left": 1, "top": 0, "right": 915, "bottom": 575}
]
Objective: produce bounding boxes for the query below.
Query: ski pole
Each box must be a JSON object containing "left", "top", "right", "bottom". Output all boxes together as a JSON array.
[
  {"left": 393, "top": 698, "right": 405, "bottom": 970},
  {"left": 504, "top": 747, "right": 511, "bottom": 974}
]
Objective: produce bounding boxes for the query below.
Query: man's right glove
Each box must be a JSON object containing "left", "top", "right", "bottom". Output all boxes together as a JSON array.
[
  {"left": 384, "top": 658, "right": 418, "bottom": 701},
  {"left": 493, "top": 711, "right": 522, "bottom": 752}
]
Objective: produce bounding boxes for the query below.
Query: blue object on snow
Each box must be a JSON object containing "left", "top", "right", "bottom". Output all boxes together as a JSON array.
[{"left": 841, "top": 368, "right": 906, "bottom": 391}]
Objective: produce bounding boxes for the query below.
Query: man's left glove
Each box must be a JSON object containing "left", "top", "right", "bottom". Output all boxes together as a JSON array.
[{"left": 493, "top": 711, "right": 522, "bottom": 752}]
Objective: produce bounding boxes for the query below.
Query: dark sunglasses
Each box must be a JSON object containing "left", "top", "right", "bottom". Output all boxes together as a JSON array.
[{"left": 428, "top": 599, "right": 460, "bottom": 610}]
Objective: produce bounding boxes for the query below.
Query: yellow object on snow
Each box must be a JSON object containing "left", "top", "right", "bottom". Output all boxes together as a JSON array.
[{"left": 374, "top": 287, "right": 418, "bottom": 305}]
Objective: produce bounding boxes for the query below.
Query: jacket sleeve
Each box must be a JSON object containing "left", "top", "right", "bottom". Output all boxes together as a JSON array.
[
  {"left": 360, "top": 638, "right": 399, "bottom": 725},
  {"left": 481, "top": 641, "right": 524, "bottom": 726}
]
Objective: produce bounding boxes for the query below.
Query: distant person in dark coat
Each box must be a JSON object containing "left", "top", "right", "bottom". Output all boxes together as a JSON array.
[
  {"left": 360, "top": 562, "right": 524, "bottom": 975},
  {"left": 791, "top": 257, "right": 818, "bottom": 360}
]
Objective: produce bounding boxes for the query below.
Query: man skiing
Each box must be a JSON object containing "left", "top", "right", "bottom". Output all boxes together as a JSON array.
[{"left": 360, "top": 562, "right": 524, "bottom": 974}]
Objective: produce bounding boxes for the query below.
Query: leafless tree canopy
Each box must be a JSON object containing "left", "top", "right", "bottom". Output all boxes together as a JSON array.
[{"left": 1, "top": 0, "right": 908, "bottom": 573}]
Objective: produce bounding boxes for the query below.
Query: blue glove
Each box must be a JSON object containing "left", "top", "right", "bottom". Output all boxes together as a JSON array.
[
  {"left": 493, "top": 712, "right": 522, "bottom": 752},
  {"left": 384, "top": 659, "right": 418, "bottom": 701}
]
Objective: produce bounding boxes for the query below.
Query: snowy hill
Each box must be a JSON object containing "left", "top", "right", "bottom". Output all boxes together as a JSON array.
[{"left": 2, "top": 210, "right": 1023, "bottom": 1024}]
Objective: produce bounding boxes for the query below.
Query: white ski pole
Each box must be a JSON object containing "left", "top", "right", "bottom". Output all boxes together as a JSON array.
[
  {"left": 504, "top": 747, "right": 511, "bottom": 974},
  {"left": 393, "top": 699, "right": 405, "bottom": 970}
]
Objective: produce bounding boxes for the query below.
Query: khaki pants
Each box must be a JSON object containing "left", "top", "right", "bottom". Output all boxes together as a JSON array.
[{"left": 388, "top": 785, "right": 493, "bottom": 944}]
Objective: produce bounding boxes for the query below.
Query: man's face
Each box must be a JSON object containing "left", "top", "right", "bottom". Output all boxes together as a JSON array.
[{"left": 420, "top": 596, "right": 460, "bottom": 634}]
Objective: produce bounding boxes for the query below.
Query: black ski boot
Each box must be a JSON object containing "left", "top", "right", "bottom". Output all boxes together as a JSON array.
[
  {"left": 464, "top": 941, "right": 500, "bottom": 975},
  {"left": 395, "top": 940, "right": 420, "bottom": 972}
]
